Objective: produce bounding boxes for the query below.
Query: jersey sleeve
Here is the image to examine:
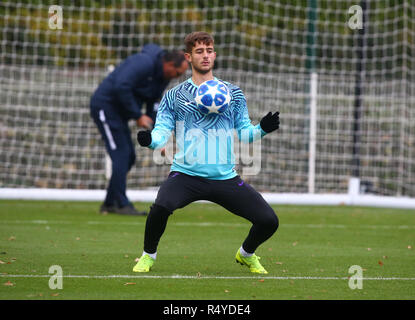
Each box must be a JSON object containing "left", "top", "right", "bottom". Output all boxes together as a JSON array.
[
  {"left": 232, "top": 88, "right": 267, "bottom": 143},
  {"left": 113, "top": 55, "right": 153, "bottom": 120},
  {"left": 148, "top": 89, "right": 175, "bottom": 149}
]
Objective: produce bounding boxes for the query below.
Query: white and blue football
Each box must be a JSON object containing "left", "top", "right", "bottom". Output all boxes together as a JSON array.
[{"left": 195, "top": 79, "right": 231, "bottom": 114}]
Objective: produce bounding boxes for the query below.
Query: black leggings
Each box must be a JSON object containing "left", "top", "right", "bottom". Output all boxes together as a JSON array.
[{"left": 144, "top": 171, "right": 279, "bottom": 254}]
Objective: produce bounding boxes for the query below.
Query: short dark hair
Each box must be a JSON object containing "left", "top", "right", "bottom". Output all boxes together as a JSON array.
[
  {"left": 163, "top": 50, "right": 186, "bottom": 67},
  {"left": 184, "top": 31, "right": 214, "bottom": 53}
]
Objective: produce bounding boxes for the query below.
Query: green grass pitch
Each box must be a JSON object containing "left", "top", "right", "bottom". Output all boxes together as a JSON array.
[{"left": 0, "top": 200, "right": 414, "bottom": 300}]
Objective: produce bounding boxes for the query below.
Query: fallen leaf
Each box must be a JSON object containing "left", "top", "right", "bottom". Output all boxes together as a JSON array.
[
  {"left": 275, "top": 262, "right": 283, "bottom": 265},
  {"left": 367, "top": 248, "right": 372, "bottom": 251},
  {"left": 292, "top": 241, "right": 298, "bottom": 246},
  {"left": 124, "top": 282, "right": 136, "bottom": 286},
  {"left": 75, "top": 237, "right": 80, "bottom": 241},
  {"left": 3, "top": 281, "right": 14, "bottom": 286},
  {"left": 196, "top": 272, "right": 202, "bottom": 278},
  {"left": 8, "top": 236, "right": 15, "bottom": 241},
  {"left": 378, "top": 260, "right": 383, "bottom": 266},
  {"left": 51, "top": 293, "right": 59, "bottom": 297},
  {"left": 224, "top": 289, "right": 230, "bottom": 293},
  {"left": 258, "top": 279, "right": 265, "bottom": 282},
  {"left": 0, "top": 260, "right": 5, "bottom": 264},
  {"left": 408, "top": 245, "right": 412, "bottom": 250}
]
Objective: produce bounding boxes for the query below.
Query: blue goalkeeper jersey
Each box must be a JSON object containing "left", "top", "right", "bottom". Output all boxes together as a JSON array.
[{"left": 149, "top": 77, "right": 267, "bottom": 180}]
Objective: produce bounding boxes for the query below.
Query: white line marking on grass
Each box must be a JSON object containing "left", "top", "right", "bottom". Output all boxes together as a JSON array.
[
  {"left": 1, "top": 274, "right": 415, "bottom": 281},
  {"left": 2, "top": 220, "right": 415, "bottom": 230}
]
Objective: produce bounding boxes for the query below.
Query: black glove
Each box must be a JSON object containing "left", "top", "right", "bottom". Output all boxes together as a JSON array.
[
  {"left": 260, "top": 111, "right": 280, "bottom": 133},
  {"left": 137, "top": 130, "right": 152, "bottom": 147}
]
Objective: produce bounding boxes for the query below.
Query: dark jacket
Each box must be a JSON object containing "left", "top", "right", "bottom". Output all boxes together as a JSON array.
[{"left": 91, "top": 44, "right": 168, "bottom": 121}]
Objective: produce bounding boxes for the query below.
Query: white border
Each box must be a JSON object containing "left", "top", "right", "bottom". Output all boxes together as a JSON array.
[
  {"left": 1, "top": 274, "right": 414, "bottom": 281},
  {"left": 1, "top": 188, "right": 415, "bottom": 209}
]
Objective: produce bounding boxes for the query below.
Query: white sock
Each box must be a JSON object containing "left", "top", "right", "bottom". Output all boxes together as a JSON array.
[
  {"left": 143, "top": 251, "right": 157, "bottom": 260},
  {"left": 239, "top": 246, "right": 253, "bottom": 258}
]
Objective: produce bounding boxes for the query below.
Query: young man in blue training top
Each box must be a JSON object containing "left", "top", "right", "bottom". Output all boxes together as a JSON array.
[
  {"left": 90, "top": 44, "right": 188, "bottom": 216},
  {"left": 134, "top": 32, "right": 280, "bottom": 273}
]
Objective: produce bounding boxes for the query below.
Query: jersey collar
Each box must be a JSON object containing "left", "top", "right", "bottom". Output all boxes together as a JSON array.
[{"left": 187, "top": 76, "right": 218, "bottom": 87}]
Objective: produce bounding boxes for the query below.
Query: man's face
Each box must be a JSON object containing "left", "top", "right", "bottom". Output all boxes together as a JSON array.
[
  {"left": 163, "top": 60, "right": 189, "bottom": 80},
  {"left": 185, "top": 41, "right": 216, "bottom": 74}
]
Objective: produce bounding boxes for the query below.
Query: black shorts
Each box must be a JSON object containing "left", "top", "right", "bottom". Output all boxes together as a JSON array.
[{"left": 155, "top": 171, "right": 275, "bottom": 225}]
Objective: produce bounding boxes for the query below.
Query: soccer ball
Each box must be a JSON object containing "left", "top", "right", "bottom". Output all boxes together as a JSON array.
[{"left": 195, "top": 79, "right": 231, "bottom": 114}]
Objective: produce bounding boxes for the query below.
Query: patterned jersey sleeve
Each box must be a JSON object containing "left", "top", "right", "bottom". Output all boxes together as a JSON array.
[
  {"left": 232, "top": 86, "right": 267, "bottom": 143},
  {"left": 149, "top": 88, "right": 176, "bottom": 149}
]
